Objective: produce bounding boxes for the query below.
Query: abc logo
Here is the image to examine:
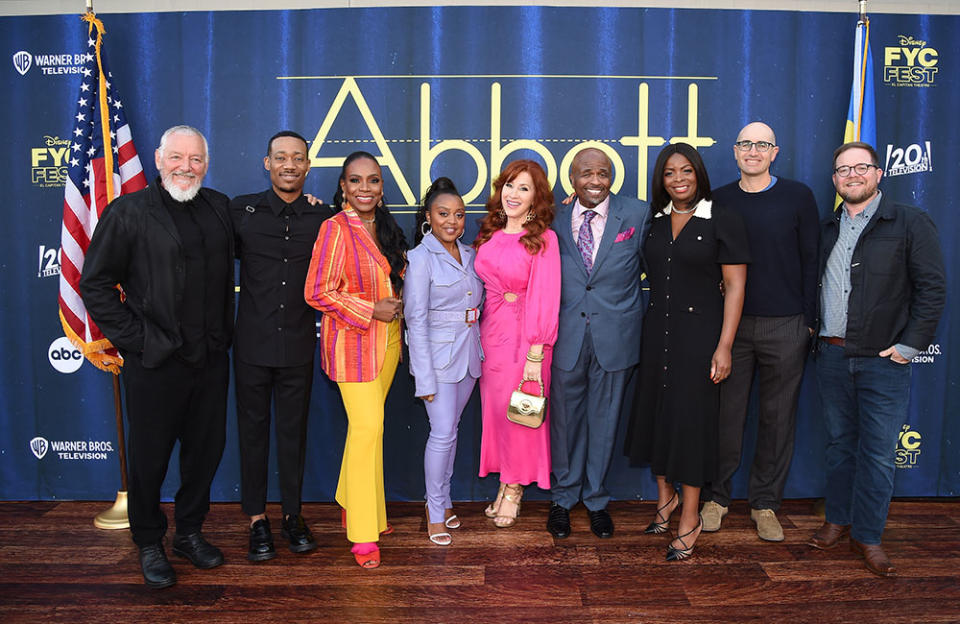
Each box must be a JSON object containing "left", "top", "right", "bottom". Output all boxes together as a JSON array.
[{"left": 48, "top": 336, "right": 84, "bottom": 374}]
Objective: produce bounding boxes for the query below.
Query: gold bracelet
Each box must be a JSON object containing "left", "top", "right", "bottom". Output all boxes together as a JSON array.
[{"left": 526, "top": 351, "right": 545, "bottom": 363}]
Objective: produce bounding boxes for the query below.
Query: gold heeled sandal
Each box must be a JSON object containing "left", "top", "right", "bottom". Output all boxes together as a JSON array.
[
  {"left": 484, "top": 483, "right": 507, "bottom": 518},
  {"left": 493, "top": 484, "right": 523, "bottom": 528}
]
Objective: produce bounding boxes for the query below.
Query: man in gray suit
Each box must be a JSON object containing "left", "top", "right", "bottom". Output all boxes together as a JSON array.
[{"left": 548, "top": 148, "right": 649, "bottom": 538}]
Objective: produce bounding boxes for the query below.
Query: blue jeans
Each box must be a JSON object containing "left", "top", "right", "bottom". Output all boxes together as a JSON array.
[{"left": 815, "top": 343, "right": 911, "bottom": 545}]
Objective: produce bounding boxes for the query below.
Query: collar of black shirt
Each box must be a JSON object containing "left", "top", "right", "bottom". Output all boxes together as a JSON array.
[{"left": 266, "top": 188, "right": 308, "bottom": 217}]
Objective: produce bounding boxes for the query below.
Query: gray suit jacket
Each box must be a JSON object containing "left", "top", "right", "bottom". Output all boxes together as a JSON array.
[{"left": 551, "top": 194, "right": 650, "bottom": 372}]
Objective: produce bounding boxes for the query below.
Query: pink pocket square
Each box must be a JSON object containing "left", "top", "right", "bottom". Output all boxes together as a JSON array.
[{"left": 614, "top": 227, "right": 635, "bottom": 243}]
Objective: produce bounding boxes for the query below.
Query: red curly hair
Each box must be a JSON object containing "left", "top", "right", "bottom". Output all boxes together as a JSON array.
[{"left": 474, "top": 159, "right": 555, "bottom": 254}]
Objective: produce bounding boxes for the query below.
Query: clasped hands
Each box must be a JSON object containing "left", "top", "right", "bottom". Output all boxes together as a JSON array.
[{"left": 373, "top": 297, "right": 403, "bottom": 322}]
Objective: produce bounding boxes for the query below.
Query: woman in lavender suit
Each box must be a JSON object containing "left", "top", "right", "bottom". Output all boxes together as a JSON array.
[{"left": 404, "top": 178, "right": 483, "bottom": 545}]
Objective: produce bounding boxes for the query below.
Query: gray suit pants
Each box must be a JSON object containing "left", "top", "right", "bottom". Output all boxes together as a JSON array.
[{"left": 550, "top": 325, "right": 630, "bottom": 511}]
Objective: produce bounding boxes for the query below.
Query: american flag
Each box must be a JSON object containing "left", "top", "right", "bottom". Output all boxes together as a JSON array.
[{"left": 58, "top": 14, "right": 147, "bottom": 373}]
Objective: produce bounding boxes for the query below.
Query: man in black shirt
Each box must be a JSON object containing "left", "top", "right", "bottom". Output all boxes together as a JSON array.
[
  {"left": 81, "top": 125, "right": 234, "bottom": 588},
  {"left": 231, "top": 131, "right": 333, "bottom": 561},
  {"left": 703, "top": 122, "right": 820, "bottom": 541}
]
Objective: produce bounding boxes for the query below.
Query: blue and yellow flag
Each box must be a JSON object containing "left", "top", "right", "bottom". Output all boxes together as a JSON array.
[
  {"left": 843, "top": 17, "right": 876, "bottom": 148},
  {"left": 836, "top": 16, "right": 876, "bottom": 208}
]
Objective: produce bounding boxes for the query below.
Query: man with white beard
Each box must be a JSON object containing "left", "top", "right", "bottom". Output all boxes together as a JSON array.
[{"left": 81, "top": 125, "right": 235, "bottom": 589}]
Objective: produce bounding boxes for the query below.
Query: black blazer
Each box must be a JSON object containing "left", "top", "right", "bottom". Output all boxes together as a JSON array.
[{"left": 80, "top": 179, "right": 235, "bottom": 368}]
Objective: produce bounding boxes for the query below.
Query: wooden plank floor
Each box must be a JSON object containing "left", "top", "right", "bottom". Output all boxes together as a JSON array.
[{"left": 0, "top": 499, "right": 958, "bottom": 623}]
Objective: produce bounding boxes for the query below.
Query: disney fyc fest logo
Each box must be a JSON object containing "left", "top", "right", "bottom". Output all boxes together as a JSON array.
[
  {"left": 883, "top": 35, "right": 938, "bottom": 87},
  {"left": 895, "top": 424, "right": 921, "bottom": 469},
  {"left": 299, "top": 76, "right": 716, "bottom": 206},
  {"left": 29, "top": 436, "right": 114, "bottom": 461},
  {"left": 31, "top": 135, "right": 70, "bottom": 188}
]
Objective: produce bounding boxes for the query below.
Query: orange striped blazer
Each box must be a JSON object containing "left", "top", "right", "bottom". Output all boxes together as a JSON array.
[{"left": 304, "top": 209, "right": 396, "bottom": 383}]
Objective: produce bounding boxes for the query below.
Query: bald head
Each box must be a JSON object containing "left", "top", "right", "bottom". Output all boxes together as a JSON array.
[
  {"left": 736, "top": 122, "right": 776, "bottom": 144},
  {"left": 572, "top": 148, "right": 612, "bottom": 171},
  {"left": 570, "top": 148, "right": 613, "bottom": 208},
  {"left": 733, "top": 121, "right": 779, "bottom": 181}
]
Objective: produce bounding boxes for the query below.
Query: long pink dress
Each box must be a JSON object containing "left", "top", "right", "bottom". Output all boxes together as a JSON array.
[{"left": 474, "top": 229, "right": 561, "bottom": 488}]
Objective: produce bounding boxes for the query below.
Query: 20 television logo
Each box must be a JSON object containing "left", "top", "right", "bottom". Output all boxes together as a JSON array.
[
  {"left": 883, "top": 35, "right": 938, "bottom": 87},
  {"left": 48, "top": 337, "right": 84, "bottom": 374},
  {"left": 884, "top": 142, "right": 932, "bottom": 177},
  {"left": 38, "top": 244, "right": 61, "bottom": 278}
]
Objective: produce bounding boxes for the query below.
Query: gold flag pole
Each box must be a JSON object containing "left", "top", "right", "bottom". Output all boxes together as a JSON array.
[{"left": 81, "top": 0, "right": 129, "bottom": 530}]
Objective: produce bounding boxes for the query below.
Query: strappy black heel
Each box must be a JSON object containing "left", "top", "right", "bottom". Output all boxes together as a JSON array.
[
  {"left": 666, "top": 514, "right": 703, "bottom": 561},
  {"left": 644, "top": 491, "right": 680, "bottom": 535}
]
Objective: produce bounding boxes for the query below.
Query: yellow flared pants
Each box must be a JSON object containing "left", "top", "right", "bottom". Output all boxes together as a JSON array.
[{"left": 335, "top": 320, "right": 401, "bottom": 543}]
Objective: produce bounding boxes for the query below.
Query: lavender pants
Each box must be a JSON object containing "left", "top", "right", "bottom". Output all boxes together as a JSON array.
[{"left": 424, "top": 376, "right": 477, "bottom": 524}]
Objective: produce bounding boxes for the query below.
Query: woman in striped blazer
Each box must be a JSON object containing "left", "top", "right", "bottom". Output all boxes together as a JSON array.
[{"left": 304, "top": 151, "right": 407, "bottom": 568}]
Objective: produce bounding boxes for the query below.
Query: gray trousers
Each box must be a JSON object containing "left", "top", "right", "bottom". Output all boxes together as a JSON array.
[
  {"left": 550, "top": 326, "right": 630, "bottom": 511},
  {"left": 706, "top": 314, "right": 810, "bottom": 510}
]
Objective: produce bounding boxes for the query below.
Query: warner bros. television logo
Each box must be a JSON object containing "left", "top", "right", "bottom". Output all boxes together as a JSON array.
[
  {"left": 30, "top": 436, "right": 49, "bottom": 460},
  {"left": 13, "top": 51, "right": 32, "bottom": 76}
]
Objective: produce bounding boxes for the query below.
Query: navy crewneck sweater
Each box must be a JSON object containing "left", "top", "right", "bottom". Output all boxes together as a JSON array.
[{"left": 712, "top": 177, "right": 820, "bottom": 328}]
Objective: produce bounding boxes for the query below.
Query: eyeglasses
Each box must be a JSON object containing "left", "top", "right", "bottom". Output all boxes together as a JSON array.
[
  {"left": 834, "top": 163, "right": 880, "bottom": 177},
  {"left": 734, "top": 140, "right": 776, "bottom": 152}
]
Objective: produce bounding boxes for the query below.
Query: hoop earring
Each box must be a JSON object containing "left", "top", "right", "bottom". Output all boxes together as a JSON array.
[
  {"left": 496, "top": 208, "right": 506, "bottom": 221},
  {"left": 525, "top": 210, "right": 535, "bottom": 222},
  {"left": 378, "top": 198, "right": 384, "bottom": 208},
  {"left": 421, "top": 221, "right": 431, "bottom": 237}
]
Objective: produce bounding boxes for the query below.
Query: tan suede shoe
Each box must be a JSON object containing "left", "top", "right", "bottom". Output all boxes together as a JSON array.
[
  {"left": 750, "top": 508, "right": 784, "bottom": 542},
  {"left": 700, "top": 501, "right": 728, "bottom": 532}
]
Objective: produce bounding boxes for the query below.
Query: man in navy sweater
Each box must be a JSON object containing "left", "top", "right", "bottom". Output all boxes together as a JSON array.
[{"left": 702, "top": 122, "right": 819, "bottom": 541}]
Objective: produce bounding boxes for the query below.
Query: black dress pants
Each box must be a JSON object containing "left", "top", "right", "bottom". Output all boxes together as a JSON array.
[
  {"left": 706, "top": 314, "right": 810, "bottom": 510},
  {"left": 121, "top": 350, "right": 228, "bottom": 546},
  {"left": 234, "top": 359, "right": 313, "bottom": 517}
]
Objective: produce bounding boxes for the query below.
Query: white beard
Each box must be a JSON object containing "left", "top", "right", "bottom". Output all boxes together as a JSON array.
[{"left": 162, "top": 172, "right": 202, "bottom": 202}]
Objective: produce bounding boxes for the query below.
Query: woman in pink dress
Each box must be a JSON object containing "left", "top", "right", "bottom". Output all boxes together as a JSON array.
[{"left": 473, "top": 159, "right": 561, "bottom": 528}]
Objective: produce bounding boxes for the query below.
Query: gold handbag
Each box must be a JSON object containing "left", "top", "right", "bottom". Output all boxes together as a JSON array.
[{"left": 507, "top": 381, "right": 546, "bottom": 428}]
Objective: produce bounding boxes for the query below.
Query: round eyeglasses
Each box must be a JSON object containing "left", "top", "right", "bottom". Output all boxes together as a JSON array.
[{"left": 834, "top": 163, "right": 880, "bottom": 177}]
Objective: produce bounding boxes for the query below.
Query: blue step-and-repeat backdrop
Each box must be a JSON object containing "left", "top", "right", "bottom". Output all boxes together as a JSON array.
[{"left": 1, "top": 6, "right": 956, "bottom": 503}]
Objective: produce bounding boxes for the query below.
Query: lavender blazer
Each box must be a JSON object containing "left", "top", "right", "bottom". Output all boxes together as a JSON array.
[{"left": 404, "top": 232, "right": 484, "bottom": 397}]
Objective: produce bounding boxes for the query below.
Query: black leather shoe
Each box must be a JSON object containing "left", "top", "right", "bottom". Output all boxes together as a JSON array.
[
  {"left": 172, "top": 532, "right": 224, "bottom": 569},
  {"left": 588, "top": 508, "right": 614, "bottom": 539},
  {"left": 282, "top": 514, "right": 318, "bottom": 553},
  {"left": 547, "top": 503, "right": 571, "bottom": 539},
  {"left": 138, "top": 543, "right": 176, "bottom": 589},
  {"left": 248, "top": 518, "right": 277, "bottom": 562}
]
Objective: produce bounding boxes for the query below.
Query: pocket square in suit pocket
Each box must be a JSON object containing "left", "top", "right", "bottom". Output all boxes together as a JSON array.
[{"left": 614, "top": 227, "right": 635, "bottom": 243}]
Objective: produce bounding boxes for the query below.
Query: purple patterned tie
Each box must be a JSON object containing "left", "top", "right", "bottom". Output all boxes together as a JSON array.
[{"left": 577, "top": 209, "right": 597, "bottom": 274}]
